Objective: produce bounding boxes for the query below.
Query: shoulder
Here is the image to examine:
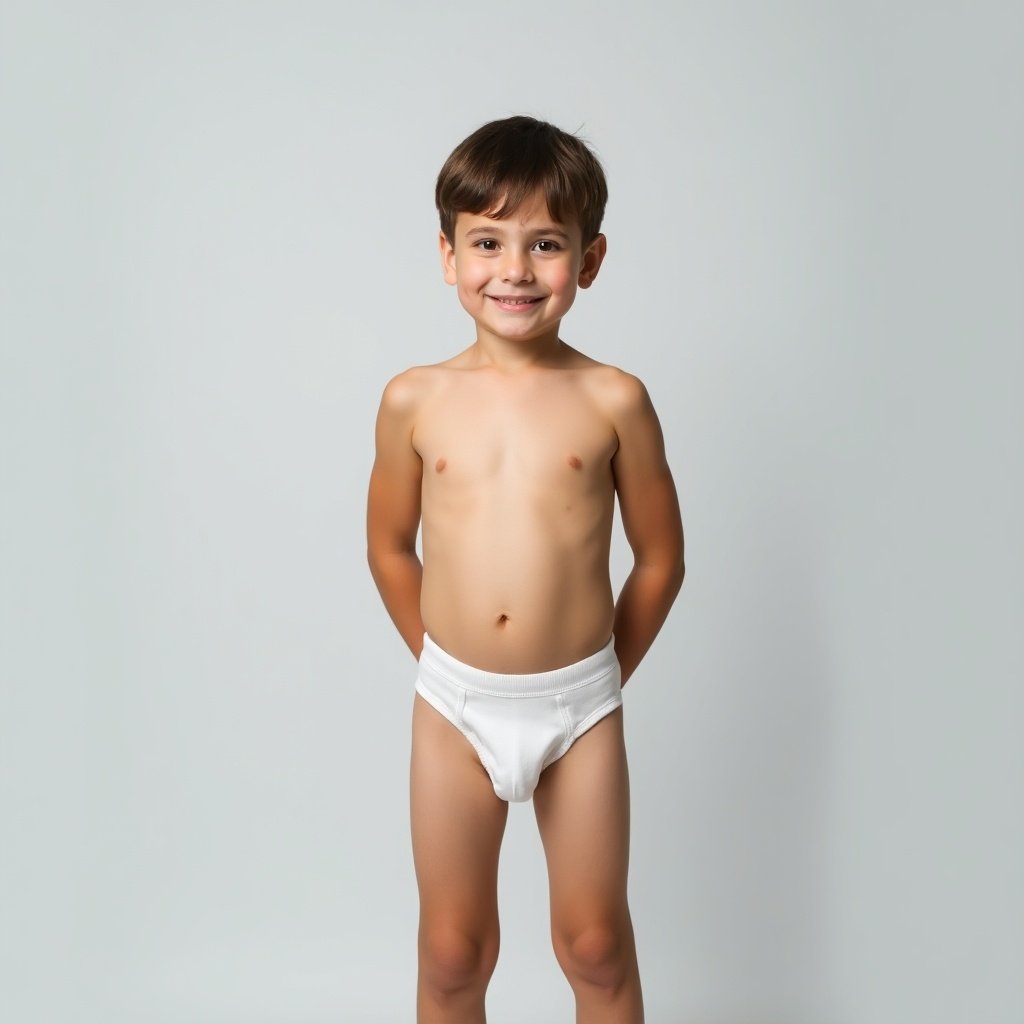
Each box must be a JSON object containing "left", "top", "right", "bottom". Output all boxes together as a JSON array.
[
  {"left": 379, "top": 364, "right": 432, "bottom": 407},
  {"left": 581, "top": 363, "right": 667, "bottom": 464},
  {"left": 377, "top": 363, "right": 450, "bottom": 419},
  {"left": 583, "top": 362, "right": 654, "bottom": 420}
]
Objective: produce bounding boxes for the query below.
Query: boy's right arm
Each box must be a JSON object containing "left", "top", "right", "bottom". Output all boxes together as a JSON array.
[{"left": 366, "top": 372, "right": 425, "bottom": 659}]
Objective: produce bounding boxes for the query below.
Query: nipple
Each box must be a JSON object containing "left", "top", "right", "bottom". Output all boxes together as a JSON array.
[
  {"left": 567, "top": 454, "right": 583, "bottom": 470},
  {"left": 435, "top": 457, "right": 447, "bottom": 473}
]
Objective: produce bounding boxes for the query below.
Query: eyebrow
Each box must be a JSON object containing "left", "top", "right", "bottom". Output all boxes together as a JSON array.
[{"left": 464, "top": 225, "right": 572, "bottom": 240}]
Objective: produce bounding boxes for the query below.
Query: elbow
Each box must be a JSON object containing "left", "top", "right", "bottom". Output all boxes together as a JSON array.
[
  {"left": 367, "top": 544, "right": 389, "bottom": 583},
  {"left": 637, "top": 552, "right": 685, "bottom": 592},
  {"left": 366, "top": 541, "right": 418, "bottom": 579},
  {"left": 668, "top": 544, "right": 686, "bottom": 592}
]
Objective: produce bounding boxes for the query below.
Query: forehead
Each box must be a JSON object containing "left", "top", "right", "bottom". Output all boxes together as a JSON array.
[{"left": 455, "top": 189, "right": 581, "bottom": 238}]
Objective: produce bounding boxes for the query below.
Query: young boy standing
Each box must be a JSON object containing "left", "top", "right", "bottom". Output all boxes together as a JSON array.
[{"left": 367, "top": 116, "right": 685, "bottom": 1024}]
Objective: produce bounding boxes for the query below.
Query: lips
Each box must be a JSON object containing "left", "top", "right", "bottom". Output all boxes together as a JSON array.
[{"left": 488, "top": 295, "right": 543, "bottom": 309}]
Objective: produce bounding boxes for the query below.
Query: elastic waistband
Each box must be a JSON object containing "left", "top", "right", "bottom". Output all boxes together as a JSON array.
[{"left": 419, "top": 632, "right": 618, "bottom": 697}]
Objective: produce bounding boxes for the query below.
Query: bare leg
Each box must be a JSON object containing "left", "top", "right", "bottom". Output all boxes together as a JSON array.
[
  {"left": 411, "top": 694, "right": 509, "bottom": 1024},
  {"left": 533, "top": 706, "right": 644, "bottom": 1023}
]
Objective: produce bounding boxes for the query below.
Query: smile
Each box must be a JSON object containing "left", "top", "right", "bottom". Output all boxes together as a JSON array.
[{"left": 488, "top": 295, "right": 543, "bottom": 310}]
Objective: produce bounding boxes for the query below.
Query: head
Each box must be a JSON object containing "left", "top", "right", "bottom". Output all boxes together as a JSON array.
[
  {"left": 435, "top": 115, "right": 608, "bottom": 249},
  {"left": 436, "top": 116, "right": 609, "bottom": 345}
]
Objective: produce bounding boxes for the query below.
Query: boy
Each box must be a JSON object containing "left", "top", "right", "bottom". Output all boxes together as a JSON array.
[{"left": 366, "top": 115, "right": 685, "bottom": 1024}]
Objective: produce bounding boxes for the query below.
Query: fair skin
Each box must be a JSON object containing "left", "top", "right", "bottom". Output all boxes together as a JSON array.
[{"left": 367, "top": 190, "right": 685, "bottom": 1023}]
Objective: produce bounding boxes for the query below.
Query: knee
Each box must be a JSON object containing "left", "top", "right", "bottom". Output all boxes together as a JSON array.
[
  {"left": 419, "top": 925, "right": 498, "bottom": 997},
  {"left": 556, "top": 921, "right": 631, "bottom": 993}
]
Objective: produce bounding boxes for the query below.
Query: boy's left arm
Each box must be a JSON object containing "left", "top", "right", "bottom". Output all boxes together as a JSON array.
[{"left": 608, "top": 373, "right": 686, "bottom": 685}]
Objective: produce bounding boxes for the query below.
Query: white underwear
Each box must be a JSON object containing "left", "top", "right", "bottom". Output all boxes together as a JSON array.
[{"left": 415, "top": 631, "right": 623, "bottom": 803}]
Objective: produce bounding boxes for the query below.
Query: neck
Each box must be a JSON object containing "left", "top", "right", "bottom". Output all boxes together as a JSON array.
[{"left": 469, "top": 327, "right": 566, "bottom": 371}]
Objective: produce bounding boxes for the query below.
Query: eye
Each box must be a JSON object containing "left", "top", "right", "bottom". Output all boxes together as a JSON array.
[
  {"left": 474, "top": 239, "right": 499, "bottom": 251},
  {"left": 533, "top": 239, "right": 561, "bottom": 253}
]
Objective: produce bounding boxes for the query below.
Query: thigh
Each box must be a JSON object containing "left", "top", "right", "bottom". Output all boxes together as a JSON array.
[
  {"left": 533, "top": 706, "right": 631, "bottom": 927},
  {"left": 410, "top": 693, "right": 509, "bottom": 925}
]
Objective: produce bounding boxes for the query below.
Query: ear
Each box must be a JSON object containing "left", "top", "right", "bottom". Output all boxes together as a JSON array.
[
  {"left": 577, "top": 233, "right": 607, "bottom": 289},
  {"left": 439, "top": 230, "right": 457, "bottom": 285}
]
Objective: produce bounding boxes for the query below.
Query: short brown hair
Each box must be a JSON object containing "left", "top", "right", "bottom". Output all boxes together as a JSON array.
[{"left": 435, "top": 116, "right": 608, "bottom": 245}]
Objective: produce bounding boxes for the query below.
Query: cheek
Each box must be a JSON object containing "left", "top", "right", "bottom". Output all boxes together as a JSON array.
[
  {"left": 457, "top": 274, "right": 484, "bottom": 302},
  {"left": 548, "top": 266, "right": 576, "bottom": 293},
  {"left": 454, "top": 269, "right": 482, "bottom": 299}
]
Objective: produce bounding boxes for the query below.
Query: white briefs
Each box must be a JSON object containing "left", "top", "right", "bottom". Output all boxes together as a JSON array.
[{"left": 415, "top": 631, "right": 623, "bottom": 803}]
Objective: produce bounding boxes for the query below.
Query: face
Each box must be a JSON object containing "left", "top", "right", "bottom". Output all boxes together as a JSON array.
[{"left": 439, "top": 190, "right": 606, "bottom": 347}]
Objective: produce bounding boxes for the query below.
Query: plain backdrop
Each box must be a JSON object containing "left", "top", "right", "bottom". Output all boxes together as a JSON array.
[{"left": 2, "top": 2, "right": 1021, "bottom": 1022}]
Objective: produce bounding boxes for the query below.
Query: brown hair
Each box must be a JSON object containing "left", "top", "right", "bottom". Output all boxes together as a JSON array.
[{"left": 435, "top": 116, "right": 608, "bottom": 245}]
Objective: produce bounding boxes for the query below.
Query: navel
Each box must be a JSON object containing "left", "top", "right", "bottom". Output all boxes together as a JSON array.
[
  {"left": 496, "top": 613, "right": 510, "bottom": 627},
  {"left": 435, "top": 457, "right": 447, "bottom": 473},
  {"left": 567, "top": 454, "right": 583, "bottom": 470}
]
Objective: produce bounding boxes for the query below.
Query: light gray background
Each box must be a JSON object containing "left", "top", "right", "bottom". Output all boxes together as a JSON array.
[{"left": 2, "top": 2, "right": 1021, "bottom": 1022}]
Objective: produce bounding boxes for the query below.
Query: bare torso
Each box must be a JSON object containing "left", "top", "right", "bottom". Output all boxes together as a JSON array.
[{"left": 413, "top": 348, "right": 620, "bottom": 672}]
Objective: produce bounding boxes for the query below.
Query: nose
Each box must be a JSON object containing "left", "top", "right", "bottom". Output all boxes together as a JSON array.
[{"left": 500, "top": 247, "right": 533, "bottom": 284}]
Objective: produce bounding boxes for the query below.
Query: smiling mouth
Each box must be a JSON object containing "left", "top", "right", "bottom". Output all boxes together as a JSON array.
[{"left": 488, "top": 295, "right": 542, "bottom": 307}]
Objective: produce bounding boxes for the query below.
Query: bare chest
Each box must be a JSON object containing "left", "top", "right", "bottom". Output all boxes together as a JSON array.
[{"left": 414, "top": 383, "right": 618, "bottom": 492}]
